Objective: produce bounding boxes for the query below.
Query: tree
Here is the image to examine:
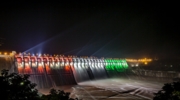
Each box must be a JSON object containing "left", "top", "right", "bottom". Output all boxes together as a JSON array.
[
  {"left": 0, "top": 69, "right": 78, "bottom": 100},
  {"left": 41, "top": 88, "right": 78, "bottom": 100},
  {"left": 0, "top": 69, "right": 40, "bottom": 100},
  {"left": 153, "top": 81, "right": 180, "bottom": 100}
]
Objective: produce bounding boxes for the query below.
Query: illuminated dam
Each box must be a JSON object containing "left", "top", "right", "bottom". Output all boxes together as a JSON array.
[{"left": 0, "top": 52, "right": 129, "bottom": 88}]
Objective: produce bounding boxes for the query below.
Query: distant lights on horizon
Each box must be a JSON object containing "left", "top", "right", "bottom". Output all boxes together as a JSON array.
[
  {"left": 0, "top": 51, "right": 14, "bottom": 56},
  {"left": 126, "top": 58, "right": 152, "bottom": 62}
]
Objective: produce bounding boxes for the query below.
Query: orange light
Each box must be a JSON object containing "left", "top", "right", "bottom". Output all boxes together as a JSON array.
[
  {"left": 38, "top": 66, "right": 44, "bottom": 73},
  {"left": 65, "top": 66, "right": 70, "bottom": 71},
  {"left": 18, "top": 67, "right": 23, "bottom": 74},
  {"left": 24, "top": 66, "right": 32, "bottom": 74},
  {"left": 4, "top": 52, "right": 7, "bottom": 55},
  {"left": 45, "top": 64, "right": 51, "bottom": 74}
]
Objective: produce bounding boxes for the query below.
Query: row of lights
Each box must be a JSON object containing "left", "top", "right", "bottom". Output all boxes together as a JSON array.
[
  {"left": 0, "top": 52, "right": 13, "bottom": 55},
  {"left": 17, "top": 53, "right": 77, "bottom": 57},
  {"left": 126, "top": 58, "right": 152, "bottom": 62},
  {"left": 16, "top": 53, "right": 107, "bottom": 59}
]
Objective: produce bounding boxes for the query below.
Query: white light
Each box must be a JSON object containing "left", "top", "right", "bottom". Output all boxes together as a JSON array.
[
  {"left": 17, "top": 63, "right": 23, "bottom": 67},
  {"left": 70, "top": 62, "right": 73, "bottom": 66},
  {"left": 32, "top": 63, "right": 37, "bottom": 67},
  {"left": 66, "top": 62, "right": 69, "bottom": 66},
  {"left": 56, "top": 62, "right": 59, "bottom": 66},
  {"left": 50, "top": 64, "right": 54, "bottom": 68},
  {"left": 25, "top": 63, "right": 29, "bottom": 66},
  {"left": 39, "top": 63, "right": 42, "bottom": 66},
  {"left": 61, "top": 62, "right": 64, "bottom": 66}
]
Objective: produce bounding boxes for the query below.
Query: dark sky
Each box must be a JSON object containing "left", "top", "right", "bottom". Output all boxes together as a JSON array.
[{"left": 0, "top": 1, "right": 179, "bottom": 58}]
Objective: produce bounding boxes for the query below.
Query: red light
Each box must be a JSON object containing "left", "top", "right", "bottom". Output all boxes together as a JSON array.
[
  {"left": 43, "top": 58, "right": 47, "bottom": 61},
  {"left": 68, "top": 58, "right": 73, "bottom": 62},
  {"left": 49, "top": 58, "right": 52, "bottom": 62},
  {"left": 24, "top": 58, "right": 28, "bottom": 62},
  {"left": 32, "top": 58, "right": 35, "bottom": 62},
  {"left": 17, "top": 58, "right": 22, "bottom": 63},
  {"left": 38, "top": 59, "right": 41, "bottom": 62},
  {"left": 31, "top": 57, "right": 36, "bottom": 62}
]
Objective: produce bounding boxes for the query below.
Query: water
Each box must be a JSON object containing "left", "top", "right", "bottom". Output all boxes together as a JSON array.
[{"left": 0, "top": 55, "right": 15, "bottom": 74}]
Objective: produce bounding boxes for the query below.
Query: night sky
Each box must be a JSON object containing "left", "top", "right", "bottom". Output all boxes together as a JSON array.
[{"left": 0, "top": 1, "right": 179, "bottom": 59}]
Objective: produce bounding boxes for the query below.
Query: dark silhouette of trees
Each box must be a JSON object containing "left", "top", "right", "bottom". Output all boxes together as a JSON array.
[
  {"left": 0, "top": 69, "right": 78, "bottom": 100},
  {"left": 0, "top": 69, "right": 40, "bottom": 100},
  {"left": 153, "top": 81, "right": 180, "bottom": 100},
  {"left": 41, "top": 88, "right": 78, "bottom": 100}
]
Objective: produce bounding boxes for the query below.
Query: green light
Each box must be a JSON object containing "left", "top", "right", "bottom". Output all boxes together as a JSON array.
[
  {"left": 20, "top": 82, "right": 24, "bottom": 85},
  {"left": 104, "top": 59, "right": 129, "bottom": 72},
  {"left": 105, "top": 59, "right": 114, "bottom": 70}
]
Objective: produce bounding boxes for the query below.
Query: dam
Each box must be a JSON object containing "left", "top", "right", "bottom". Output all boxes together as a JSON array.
[
  {"left": 1, "top": 51, "right": 180, "bottom": 99},
  {"left": 0, "top": 51, "right": 129, "bottom": 88}
]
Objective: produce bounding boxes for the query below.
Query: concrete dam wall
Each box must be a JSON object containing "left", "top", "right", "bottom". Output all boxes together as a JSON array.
[{"left": 0, "top": 53, "right": 129, "bottom": 88}]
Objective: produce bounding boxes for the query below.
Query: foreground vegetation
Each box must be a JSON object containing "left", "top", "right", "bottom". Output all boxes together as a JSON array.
[
  {"left": 1, "top": 69, "right": 180, "bottom": 100},
  {"left": 0, "top": 69, "right": 77, "bottom": 100},
  {"left": 153, "top": 81, "right": 180, "bottom": 100}
]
